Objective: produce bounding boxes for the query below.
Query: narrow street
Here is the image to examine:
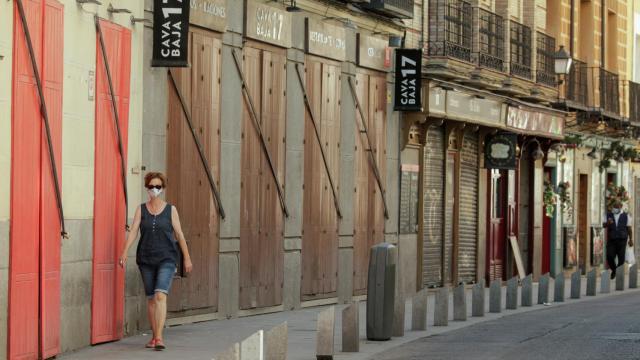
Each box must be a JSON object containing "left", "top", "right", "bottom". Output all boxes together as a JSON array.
[{"left": 371, "top": 292, "right": 640, "bottom": 360}]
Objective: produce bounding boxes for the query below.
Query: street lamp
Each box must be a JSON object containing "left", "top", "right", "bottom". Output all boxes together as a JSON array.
[{"left": 554, "top": 45, "right": 573, "bottom": 76}]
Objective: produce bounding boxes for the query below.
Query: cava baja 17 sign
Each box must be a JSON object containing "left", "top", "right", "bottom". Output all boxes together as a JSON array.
[
  {"left": 394, "top": 49, "right": 422, "bottom": 111},
  {"left": 152, "top": 0, "right": 190, "bottom": 67},
  {"left": 485, "top": 132, "right": 517, "bottom": 170}
]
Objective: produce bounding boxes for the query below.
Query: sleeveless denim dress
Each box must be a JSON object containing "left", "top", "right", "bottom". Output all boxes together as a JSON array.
[{"left": 136, "top": 203, "right": 179, "bottom": 297}]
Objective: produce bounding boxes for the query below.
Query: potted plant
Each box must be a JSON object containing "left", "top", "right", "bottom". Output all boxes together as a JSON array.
[
  {"left": 605, "top": 183, "right": 630, "bottom": 211},
  {"left": 557, "top": 181, "right": 572, "bottom": 213},
  {"left": 543, "top": 180, "right": 557, "bottom": 218}
]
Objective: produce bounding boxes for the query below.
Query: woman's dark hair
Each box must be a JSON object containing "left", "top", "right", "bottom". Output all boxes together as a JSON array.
[{"left": 144, "top": 172, "right": 167, "bottom": 188}]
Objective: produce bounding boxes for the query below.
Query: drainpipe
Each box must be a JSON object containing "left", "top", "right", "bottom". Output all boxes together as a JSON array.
[
  {"left": 602, "top": 0, "right": 606, "bottom": 68},
  {"left": 570, "top": 0, "right": 575, "bottom": 55}
]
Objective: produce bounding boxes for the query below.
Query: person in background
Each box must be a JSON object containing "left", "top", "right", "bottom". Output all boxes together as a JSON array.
[
  {"left": 119, "top": 172, "right": 193, "bottom": 350},
  {"left": 603, "top": 201, "right": 633, "bottom": 279}
]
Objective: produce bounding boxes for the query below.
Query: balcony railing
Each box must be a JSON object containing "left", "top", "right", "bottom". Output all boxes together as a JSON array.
[
  {"left": 536, "top": 32, "right": 556, "bottom": 87},
  {"left": 428, "top": 0, "right": 473, "bottom": 63},
  {"left": 600, "top": 68, "right": 620, "bottom": 115},
  {"left": 509, "top": 21, "right": 532, "bottom": 80},
  {"left": 565, "top": 59, "right": 588, "bottom": 106},
  {"left": 628, "top": 81, "right": 640, "bottom": 122},
  {"left": 474, "top": 7, "right": 504, "bottom": 72}
]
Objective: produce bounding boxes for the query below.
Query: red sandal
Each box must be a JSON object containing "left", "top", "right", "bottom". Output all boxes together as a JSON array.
[
  {"left": 154, "top": 339, "right": 166, "bottom": 351},
  {"left": 145, "top": 338, "right": 156, "bottom": 348}
]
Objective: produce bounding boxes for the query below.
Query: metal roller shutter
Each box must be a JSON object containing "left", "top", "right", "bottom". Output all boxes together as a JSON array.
[
  {"left": 422, "top": 126, "right": 445, "bottom": 287},
  {"left": 458, "top": 130, "right": 479, "bottom": 283}
]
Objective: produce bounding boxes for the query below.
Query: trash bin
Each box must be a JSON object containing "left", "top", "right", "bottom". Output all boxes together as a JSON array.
[{"left": 366, "top": 243, "right": 397, "bottom": 341}]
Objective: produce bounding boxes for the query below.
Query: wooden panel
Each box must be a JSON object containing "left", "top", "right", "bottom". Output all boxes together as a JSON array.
[
  {"left": 40, "top": 1, "right": 63, "bottom": 357},
  {"left": 352, "top": 72, "right": 370, "bottom": 294},
  {"left": 92, "top": 20, "right": 130, "bottom": 344},
  {"left": 166, "top": 28, "right": 221, "bottom": 312},
  {"left": 301, "top": 57, "right": 341, "bottom": 299},
  {"left": 9, "top": 1, "right": 43, "bottom": 358},
  {"left": 239, "top": 43, "right": 285, "bottom": 309},
  {"left": 458, "top": 130, "right": 478, "bottom": 283},
  {"left": 422, "top": 127, "right": 444, "bottom": 287}
]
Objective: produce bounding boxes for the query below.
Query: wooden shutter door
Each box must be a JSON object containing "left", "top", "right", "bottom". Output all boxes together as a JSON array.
[
  {"left": 352, "top": 72, "right": 371, "bottom": 295},
  {"left": 40, "top": 1, "right": 63, "bottom": 356},
  {"left": 10, "top": 1, "right": 43, "bottom": 358},
  {"left": 458, "top": 130, "right": 478, "bottom": 283},
  {"left": 422, "top": 126, "right": 445, "bottom": 287},
  {"left": 10, "top": 1, "right": 64, "bottom": 358},
  {"left": 302, "top": 58, "right": 341, "bottom": 299},
  {"left": 368, "top": 74, "right": 386, "bottom": 249},
  {"left": 92, "top": 20, "right": 131, "bottom": 344}
]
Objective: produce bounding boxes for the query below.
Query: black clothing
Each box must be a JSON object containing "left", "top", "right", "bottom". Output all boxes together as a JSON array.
[
  {"left": 607, "top": 238, "right": 627, "bottom": 276},
  {"left": 136, "top": 203, "right": 178, "bottom": 266},
  {"left": 605, "top": 212, "right": 629, "bottom": 240}
]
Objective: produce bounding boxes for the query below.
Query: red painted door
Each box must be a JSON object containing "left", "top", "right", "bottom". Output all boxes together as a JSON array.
[
  {"left": 542, "top": 168, "right": 552, "bottom": 274},
  {"left": 9, "top": 1, "right": 63, "bottom": 359},
  {"left": 487, "top": 169, "right": 507, "bottom": 282},
  {"left": 91, "top": 19, "right": 131, "bottom": 344}
]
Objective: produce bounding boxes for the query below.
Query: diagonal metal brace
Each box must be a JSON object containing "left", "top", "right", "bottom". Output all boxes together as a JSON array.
[
  {"left": 347, "top": 76, "right": 389, "bottom": 219},
  {"left": 16, "top": 0, "right": 68, "bottom": 239},
  {"left": 294, "top": 63, "right": 342, "bottom": 219},
  {"left": 167, "top": 69, "right": 226, "bottom": 220},
  {"left": 231, "top": 49, "right": 289, "bottom": 218},
  {"left": 95, "top": 16, "right": 130, "bottom": 230}
]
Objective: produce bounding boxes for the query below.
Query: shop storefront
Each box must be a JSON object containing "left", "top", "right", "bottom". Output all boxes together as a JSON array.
[{"left": 420, "top": 81, "right": 506, "bottom": 287}]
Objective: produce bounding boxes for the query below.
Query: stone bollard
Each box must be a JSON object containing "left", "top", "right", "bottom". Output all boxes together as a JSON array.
[
  {"left": 616, "top": 265, "right": 626, "bottom": 291},
  {"left": 265, "top": 322, "right": 287, "bottom": 360},
  {"left": 554, "top": 274, "right": 565, "bottom": 302},
  {"left": 570, "top": 271, "right": 581, "bottom": 299},
  {"left": 629, "top": 264, "right": 638, "bottom": 289},
  {"left": 454, "top": 284, "right": 467, "bottom": 321},
  {"left": 434, "top": 287, "right": 449, "bottom": 326},
  {"left": 392, "top": 293, "right": 405, "bottom": 337},
  {"left": 212, "top": 343, "right": 240, "bottom": 360},
  {"left": 342, "top": 303, "right": 359, "bottom": 353},
  {"left": 411, "top": 289, "right": 428, "bottom": 331},
  {"left": 506, "top": 277, "right": 518, "bottom": 310},
  {"left": 601, "top": 270, "right": 611, "bottom": 294},
  {"left": 316, "top": 307, "right": 335, "bottom": 360},
  {"left": 472, "top": 280, "right": 485, "bottom": 317},
  {"left": 521, "top": 275, "right": 533, "bottom": 307},
  {"left": 538, "top": 273, "right": 550, "bottom": 304},
  {"left": 241, "top": 330, "right": 264, "bottom": 360},
  {"left": 586, "top": 269, "right": 597, "bottom": 296},
  {"left": 489, "top": 280, "right": 502, "bottom": 313}
]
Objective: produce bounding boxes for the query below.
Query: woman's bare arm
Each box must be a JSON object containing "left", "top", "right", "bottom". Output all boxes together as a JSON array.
[
  {"left": 171, "top": 206, "right": 193, "bottom": 273},
  {"left": 119, "top": 206, "right": 142, "bottom": 267}
]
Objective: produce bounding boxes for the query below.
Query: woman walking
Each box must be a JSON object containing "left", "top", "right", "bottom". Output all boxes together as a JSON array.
[{"left": 119, "top": 172, "right": 193, "bottom": 350}]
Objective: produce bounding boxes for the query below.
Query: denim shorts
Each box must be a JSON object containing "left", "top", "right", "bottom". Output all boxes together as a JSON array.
[{"left": 139, "top": 262, "right": 177, "bottom": 299}]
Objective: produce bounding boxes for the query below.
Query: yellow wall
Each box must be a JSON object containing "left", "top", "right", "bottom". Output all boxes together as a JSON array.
[{"left": 0, "top": 1, "right": 13, "bottom": 221}]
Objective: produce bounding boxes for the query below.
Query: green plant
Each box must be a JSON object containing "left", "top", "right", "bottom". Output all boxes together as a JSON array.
[
  {"left": 563, "top": 134, "right": 583, "bottom": 147},
  {"left": 543, "top": 180, "right": 557, "bottom": 218},
  {"left": 605, "top": 183, "right": 630, "bottom": 210},
  {"left": 598, "top": 142, "right": 639, "bottom": 172},
  {"left": 557, "top": 181, "right": 572, "bottom": 213}
]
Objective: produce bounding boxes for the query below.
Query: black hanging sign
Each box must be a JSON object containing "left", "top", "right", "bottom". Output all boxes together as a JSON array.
[
  {"left": 485, "top": 132, "right": 517, "bottom": 169},
  {"left": 152, "top": 0, "right": 190, "bottom": 67},
  {"left": 394, "top": 49, "right": 422, "bottom": 111}
]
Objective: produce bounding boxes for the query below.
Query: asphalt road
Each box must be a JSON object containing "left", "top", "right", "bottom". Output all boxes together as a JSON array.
[{"left": 370, "top": 292, "right": 640, "bottom": 360}]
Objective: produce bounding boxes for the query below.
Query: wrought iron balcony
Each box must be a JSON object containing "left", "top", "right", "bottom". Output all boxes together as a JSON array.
[
  {"left": 600, "top": 68, "right": 620, "bottom": 115},
  {"left": 535, "top": 32, "right": 556, "bottom": 87},
  {"left": 509, "top": 21, "right": 532, "bottom": 80},
  {"left": 428, "top": 0, "right": 473, "bottom": 63},
  {"left": 565, "top": 59, "right": 588, "bottom": 106},
  {"left": 474, "top": 7, "right": 504, "bottom": 72}
]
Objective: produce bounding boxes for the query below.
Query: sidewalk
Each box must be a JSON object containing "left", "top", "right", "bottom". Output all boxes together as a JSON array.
[{"left": 59, "top": 275, "right": 639, "bottom": 360}]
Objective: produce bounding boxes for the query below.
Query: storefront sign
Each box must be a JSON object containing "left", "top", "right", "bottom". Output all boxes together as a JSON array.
[
  {"left": 485, "top": 132, "right": 517, "bottom": 170},
  {"left": 446, "top": 91, "right": 504, "bottom": 127},
  {"left": 429, "top": 85, "right": 446, "bottom": 116},
  {"left": 506, "top": 106, "right": 564, "bottom": 139},
  {"left": 394, "top": 49, "right": 422, "bottom": 111},
  {"left": 305, "top": 18, "right": 346, "bottom": 61},
  {"left": 245, "top": 0, "right": 292, "bottom": 48},
  {"left": 190, "top": 0, "right": 227, "bottom": 32},
  {"left": 399, "top": 164, "right": 419, "bottom": 234},
  {"left": 357, "top": 34, "right": 390, "bottom": 72},
  {"left": 152, "top": 0, "right": 190, "bottom": 67}
]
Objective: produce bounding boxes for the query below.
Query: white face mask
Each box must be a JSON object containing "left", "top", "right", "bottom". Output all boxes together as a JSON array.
[
  {"left": 613, "top": 208, "right": 621, "bottom": 214},
  {"left": 147, "top": 188, "right": 163, "bottom": 198}
]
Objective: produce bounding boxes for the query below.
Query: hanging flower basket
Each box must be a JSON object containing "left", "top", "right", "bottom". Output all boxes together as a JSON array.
[
  {"left": 605, "top": 183, "right": 630, "bottom": 210},
  {"left": 543, "top": 180, "right": 557, "bottom": 218},
  {"left": 557, "top": 181, "right": 572, "bottom": 213}
]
